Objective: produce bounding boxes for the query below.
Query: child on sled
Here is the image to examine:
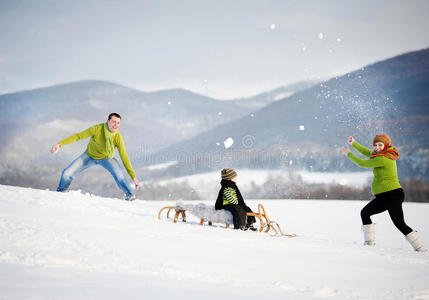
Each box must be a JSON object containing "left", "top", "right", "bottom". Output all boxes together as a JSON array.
[{"left": 215, "top": 168, "right": 257, "bottom": 231}]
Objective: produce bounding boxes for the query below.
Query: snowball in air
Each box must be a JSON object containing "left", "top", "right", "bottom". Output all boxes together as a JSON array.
[
  {"left": 224, "top": 137, "right": 234, "bottom": 149},
  {"left": 318, "top": 32, "right": 324, "bottom": 39},
  {"left": 299, "top": 125, "right": 305, "bottom": 131},
  {"left": 270, "top": 24, "right": 276, "bottom": 30}
]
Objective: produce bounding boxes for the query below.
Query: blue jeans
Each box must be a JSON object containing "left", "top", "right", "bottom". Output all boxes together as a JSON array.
[{"left": 57, "top": 152, "right": 134, "bottom": 198}]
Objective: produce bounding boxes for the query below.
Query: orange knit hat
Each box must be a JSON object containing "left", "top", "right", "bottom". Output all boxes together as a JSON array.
[
  {"left": 373, "top": 133, "right": 391, "bottom": 147},
  {"left": 370, "top": 133, "right": 399, "bottom": 160}
]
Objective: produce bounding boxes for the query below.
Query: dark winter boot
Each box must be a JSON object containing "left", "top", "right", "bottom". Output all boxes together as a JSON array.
[{"left": 245, "top": 223, "right": 258, "bottom": 231}]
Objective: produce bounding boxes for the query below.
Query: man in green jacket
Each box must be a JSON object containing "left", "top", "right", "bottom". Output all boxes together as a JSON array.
[{"left": 51, "top": 113, "right": 139, "bottom": 201}]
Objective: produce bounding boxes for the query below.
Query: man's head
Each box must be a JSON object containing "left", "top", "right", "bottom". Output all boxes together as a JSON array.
[{"left": 107, "top": 113, "right": 121, "bottom": 132}]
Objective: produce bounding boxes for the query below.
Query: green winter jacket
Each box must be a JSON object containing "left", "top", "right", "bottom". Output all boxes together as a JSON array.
[
  {"left": 347, "top": 141, "right": 401, "bottom": 195},
  {"left": 59, "top": 123, "right": 136, "bottom": 179}
]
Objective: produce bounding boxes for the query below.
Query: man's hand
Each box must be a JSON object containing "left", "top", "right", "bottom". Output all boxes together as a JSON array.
[
  {"left": 51, "top": 144, "right": 60, "bottom": 154},
  {"left": 341, "top": 146, "right": 351, "bottom": 156},
  {"left": 133, "top": 178, "right": 140, "bottom": 189},
  {"left": 347, "top": 136, "right": 355, "bottom": 145}
]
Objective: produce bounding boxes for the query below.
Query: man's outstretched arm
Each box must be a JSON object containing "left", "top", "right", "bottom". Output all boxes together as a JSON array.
[{"left": 50, "top": 126, "right": 95, "bottom": 154}]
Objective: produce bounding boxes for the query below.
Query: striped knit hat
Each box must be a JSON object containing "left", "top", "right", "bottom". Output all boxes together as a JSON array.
[
  {"left": 373, "top": 133, "right": 391, "bottom": 147},
  {"left": 221, "top": 168, "right": 237, "bottom": 180}
]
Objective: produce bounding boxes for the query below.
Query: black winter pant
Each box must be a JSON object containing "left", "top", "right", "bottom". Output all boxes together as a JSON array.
[
  {"left": 223, "top": 205, "right": 256, "bottom": 229},
  {"left": 360, "top": 188, "right": 413, "bottom": 235}
]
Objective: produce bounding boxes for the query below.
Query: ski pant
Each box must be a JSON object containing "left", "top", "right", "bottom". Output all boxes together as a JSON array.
[
  {"left": 360, "top": 188, "right": 413, "bottom": 235},
  {"left": 223, "top": 204, "right": 256, "bottom": 229},
  {"left": 57, "top": 152, "right": 134, "bottom": 198}
]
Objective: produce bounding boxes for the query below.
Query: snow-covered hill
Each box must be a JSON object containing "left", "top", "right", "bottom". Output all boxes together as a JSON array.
[{"left": 0, "top": 184, "right": 428, "bottom": 300}]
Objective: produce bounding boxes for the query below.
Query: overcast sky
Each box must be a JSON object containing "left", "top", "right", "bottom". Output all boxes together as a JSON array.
[{"left": 1, "top": 0, "right": 429, "bottom": 99}]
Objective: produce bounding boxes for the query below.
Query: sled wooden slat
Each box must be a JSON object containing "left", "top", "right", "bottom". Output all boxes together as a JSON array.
[{"left": 158, "top": 206, "right": 186, "bottom": 223}]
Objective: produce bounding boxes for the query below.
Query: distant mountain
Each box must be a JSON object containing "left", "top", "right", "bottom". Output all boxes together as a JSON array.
[
  {"left": 0, "top": 77, "right": 318, "bottom": 195},
  {"left": 0, "top": 80, "right": 310, "bottom": 165},
  {"left": 150, "top": 48, "right": 429, "bottom": 180},
  {"left": 0, "top": 81, "right": 244, "bottom": 153},
  {"left": 230, "top": 80, "right": 320, "bottom": 108}
]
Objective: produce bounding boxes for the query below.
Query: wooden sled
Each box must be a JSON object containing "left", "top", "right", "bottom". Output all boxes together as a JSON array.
[
  {"left": 157, "top": 206, "right": 187, "bottom": 223},
  {"left": 158, "top": 203, "right": 296, "bottom": 237}
]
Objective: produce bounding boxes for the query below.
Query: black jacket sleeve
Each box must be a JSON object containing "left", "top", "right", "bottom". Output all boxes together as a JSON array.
[
  {"left": 215, "top": 188, "right": 224, "bottom": 210},
  {"left": 235, "top": 186, "right": 246, "bottom": 207}
]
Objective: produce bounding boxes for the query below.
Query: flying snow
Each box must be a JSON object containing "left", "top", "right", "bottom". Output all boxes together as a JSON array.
[{"left": 224, "top": 137, "right": 234, "bottom": 149}]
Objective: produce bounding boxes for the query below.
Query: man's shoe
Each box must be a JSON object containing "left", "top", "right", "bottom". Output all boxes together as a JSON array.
[{"left": 125, "top": 195, "right": 136, "bottom": 201}]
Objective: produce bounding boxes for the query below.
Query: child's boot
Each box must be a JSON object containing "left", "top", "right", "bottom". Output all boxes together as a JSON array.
[{"left": 245, "top": 223, "right": 258, "bottom": 231}]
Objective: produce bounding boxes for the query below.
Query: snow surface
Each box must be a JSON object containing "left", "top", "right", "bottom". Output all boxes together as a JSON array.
[
  {"left": 143, "top": 160, "right": 178, "bottom": 171},
  {"left": 1, "top": 184, "right": 428, "bottom": 300},
  {"left": 298, "top": 170, "right": 372, "bottom": 187}
]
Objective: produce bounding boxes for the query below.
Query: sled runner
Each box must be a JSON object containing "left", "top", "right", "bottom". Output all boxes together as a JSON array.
[{"left": 158, "top": 203, "right": 296, "bottom": 237}]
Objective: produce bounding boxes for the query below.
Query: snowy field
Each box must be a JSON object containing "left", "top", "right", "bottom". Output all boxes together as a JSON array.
[{"left": 0, "top": 184, "right": 428, "bottom": 300}]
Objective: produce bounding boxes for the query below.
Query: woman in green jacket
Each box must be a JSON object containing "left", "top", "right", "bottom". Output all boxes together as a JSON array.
[{"left": 342, "top": 134, "right": 426, "bottom": 252}]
